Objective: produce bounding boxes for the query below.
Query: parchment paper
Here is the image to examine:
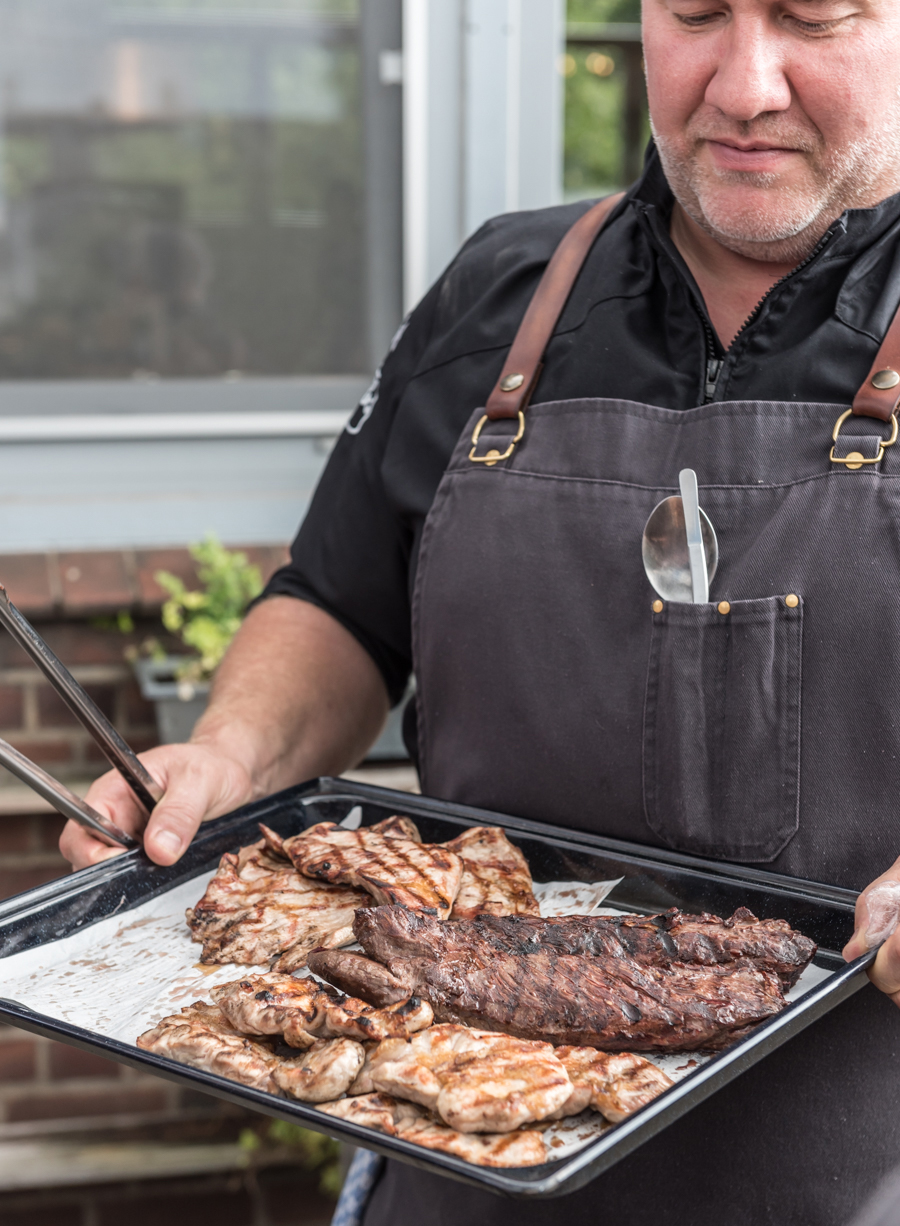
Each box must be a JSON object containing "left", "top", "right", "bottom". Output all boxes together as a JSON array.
[{"left": 0, "top": 868, "right": 832, "bottom": 1163}]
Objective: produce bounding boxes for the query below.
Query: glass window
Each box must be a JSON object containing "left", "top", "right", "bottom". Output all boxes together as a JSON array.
[
  {"left": 0, "top": 0, "right": 384, "bottom": 380},
  {"left": 564, "top": 0, "right": 648, "bottom": 199}
]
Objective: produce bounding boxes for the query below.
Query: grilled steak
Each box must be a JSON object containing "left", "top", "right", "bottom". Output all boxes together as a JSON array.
[
  {"left": 284, "top": 816, "right": 463, "bottom": 919},
  {"left": 310, "top": 906, "right": 787, "bottom": 1051},
  {"left": 362, "top": 1023, "right": 572, "bottom": 1133},
  {"left": 211, "top": 972, "right": 432, "bottom": 1048},
  {"left": 186, "top": 829, "right": 367, "bottom": 969},
  {"left": 341, "top": 903, "right": 816, "bottom": 988},
  {"left": 317, "top": 1094, "right": 548, "bottom": 1168},
  {"left": 443, "top": 827, "right": 539, "bottom": 919},
  {"left": 552, "top": 1048, "right": 673, "bottom": 1122}
]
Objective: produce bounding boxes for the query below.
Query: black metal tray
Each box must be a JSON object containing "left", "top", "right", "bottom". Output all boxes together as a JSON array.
[{"left": 0, "top": 777, "right": 875, "bottom": 1198}]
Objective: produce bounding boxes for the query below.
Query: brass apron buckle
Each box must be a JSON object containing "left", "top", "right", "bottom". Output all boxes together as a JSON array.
[
  {"left": 830, "top": 408, "right": 898, "bottom": 469},
  {"left": 469, "top": 411, "right": 526, "bottom": 466}
]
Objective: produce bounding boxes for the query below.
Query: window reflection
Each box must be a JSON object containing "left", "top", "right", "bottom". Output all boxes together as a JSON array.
[{"left": 0, "top": 0, "right": 365, "bottom": 379}]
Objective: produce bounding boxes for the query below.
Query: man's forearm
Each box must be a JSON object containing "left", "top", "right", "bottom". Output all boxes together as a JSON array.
[{"left": 190, "top": 595, "right": 391, "bottom": 797}]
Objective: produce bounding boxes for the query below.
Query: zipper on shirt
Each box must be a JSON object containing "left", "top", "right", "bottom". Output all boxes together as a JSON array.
[{"left": 705, "top": 357, "right": 723, "bottom": 401}]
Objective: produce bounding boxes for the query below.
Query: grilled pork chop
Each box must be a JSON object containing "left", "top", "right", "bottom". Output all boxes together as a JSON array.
[
  {"left": 136, "top": 1001, "right": 366, "bottom": 1101},
  {"left": 450, "top": 908, "right": 815, "bottom": 987},
  {"left": 186, "top": 829, "right": 367, "bottom": 969},
  {"left": 211, "top": 972, "right": 432, "bottom": 1048},
  {"left": 444, "top": 827, "right": 539, "bottom": 919},
  {"left": 361, "top": 1023, "right": 572, "bottom": 1133},
  {"left": 283, "top": 816, "right": 463, "bottom": 918},
  {"left": 552, "top": 1048, "right": 673, "bottom": 1122},
  {"left": 317, "top": 1094, "right": 548, "bottom": 1168},
  {"left": 309, "top": 906, "right": 787, "bottom": 1051}
]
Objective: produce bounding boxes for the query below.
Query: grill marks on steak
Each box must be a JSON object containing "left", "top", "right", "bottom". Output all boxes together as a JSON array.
[
  {"left": 444, "top": 827, "right": 539, "bottom": 920},
  {"left": 185, "top": 829, "right": 367, "bottom": 970},
  {"left": 315, "top": 906, "right": 788, "bottom": 1051},
  {"left": 283, "top": 816, "right": 463, "bottom": 919},
  {"left": 467, "top": 907, "right": 815, "bottom": 987}
]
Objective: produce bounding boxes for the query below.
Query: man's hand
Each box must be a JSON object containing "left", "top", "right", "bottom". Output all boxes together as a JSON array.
[
  {"left": 842, "top": 863, "right": 900, "bottom": 1008},
  {"left": 59, "top": 743, "right": 256, "bottom": 870},
  {"left": 58, "top": 596, "right": 390, "bottom": 872}
]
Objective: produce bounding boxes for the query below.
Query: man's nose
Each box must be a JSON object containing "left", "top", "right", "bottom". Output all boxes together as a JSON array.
[{"left": 703, "top": 19, "right": 792, "bottom": 121}]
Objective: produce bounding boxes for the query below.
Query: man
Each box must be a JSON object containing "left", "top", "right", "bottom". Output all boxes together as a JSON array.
[{"left": 62, "top": 0, "right": 900, "bottom": 1221}]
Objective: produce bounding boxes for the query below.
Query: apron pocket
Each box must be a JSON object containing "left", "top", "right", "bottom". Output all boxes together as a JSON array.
[{"left": 642, "top": 595, "right": 803, "bottom": 862}]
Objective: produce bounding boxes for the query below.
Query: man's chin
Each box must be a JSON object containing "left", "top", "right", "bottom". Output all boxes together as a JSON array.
[{"left": 687, "top": 188, "right": 830, "bottom": 262}]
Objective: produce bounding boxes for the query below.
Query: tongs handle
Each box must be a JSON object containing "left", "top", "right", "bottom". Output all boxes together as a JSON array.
[
  {"left": 0, "top": 736, "right": 136, "bottom": 849},
  {"left": 0, "top": 585, "right": 163, "bottom": 821}
]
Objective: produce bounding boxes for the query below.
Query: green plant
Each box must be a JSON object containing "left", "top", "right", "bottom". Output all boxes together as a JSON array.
[
  {"left": 238, "top": 1121, "right": 343, "bottom": 1197},
  {"left": 155, "top": 535, "right": 263, "bottom": 682}
]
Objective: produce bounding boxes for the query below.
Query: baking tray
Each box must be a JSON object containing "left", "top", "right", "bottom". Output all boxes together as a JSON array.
[{"left": 0, "top": 776, "right": 876, "bottom": 1198}]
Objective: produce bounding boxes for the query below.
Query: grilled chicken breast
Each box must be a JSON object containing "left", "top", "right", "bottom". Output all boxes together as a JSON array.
[
  {"left": 317, "top": 1093, "right": 548, "bottom": 1168},
  {"left": 283, "top": 816, "right": 463, "bottom": 919},
  {"left": 137, "top": 1001, "right": 281, "bottom": 1093},
  {"left": 270, "top": 1037, "right": 366, "bottom": 1102},
  {"left": 363, "top": 1023, "right": 572, "bottom": 1133},
  {"left": 444, "top": 827, "right": 539, "bottom": 920},
  {"left": 552, "top": 1048, "right": 673, "bottom": 1122},
  {"left": 211, "top": 972, "right": 433, "bottom": 1048},
  {"left": 186, "top": 829, "right": 367, "bottom": 969}
]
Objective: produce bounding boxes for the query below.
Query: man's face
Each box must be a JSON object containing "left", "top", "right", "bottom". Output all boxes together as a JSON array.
[{"left": 643, "top": 0, "right": 900, "bottom": 261}]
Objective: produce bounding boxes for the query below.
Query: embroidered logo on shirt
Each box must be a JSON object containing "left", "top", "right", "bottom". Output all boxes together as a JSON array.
[{"left": 345, "top": 318, "right": 410, "bottom": 435}]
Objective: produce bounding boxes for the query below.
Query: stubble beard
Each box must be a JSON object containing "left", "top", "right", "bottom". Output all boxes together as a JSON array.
[{"left": 653, "top": 113, "right": 900, "bottom": 264}]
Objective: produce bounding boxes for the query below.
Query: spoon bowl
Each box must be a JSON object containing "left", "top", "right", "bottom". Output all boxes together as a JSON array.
[{"left": 642, "top": 495, "right": 718, "bottom": 604}]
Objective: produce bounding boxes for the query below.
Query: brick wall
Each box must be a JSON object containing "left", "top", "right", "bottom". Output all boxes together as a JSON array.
[{"left": 0, "top": 546, "right": 339, "bottom": 1226}]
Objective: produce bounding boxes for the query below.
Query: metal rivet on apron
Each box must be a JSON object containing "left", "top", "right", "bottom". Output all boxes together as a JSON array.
[
  {"left": 844, "top": 451, "right": 865, "bottom": 470},
  {"left": 718, "top": 601, "right": 731, "bottom": 615},
  {"left": 652, "top": 599, "right": 663, "bottom": 613},
  {"left": 786, "top": 594, "right": 800, "bottom": 608},
  {"left": 872, "top": 369, "right": 900, "bottom": 390},
  {"left": 500, "top": 373, "right": 525, "bottom": 392}
]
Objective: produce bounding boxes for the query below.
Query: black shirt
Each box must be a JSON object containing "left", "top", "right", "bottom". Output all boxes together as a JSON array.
[{"left": 262, "top": 146, "right": 900, "bottom": 705}]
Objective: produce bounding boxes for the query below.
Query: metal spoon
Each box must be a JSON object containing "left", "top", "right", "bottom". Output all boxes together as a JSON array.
[{"left": 642, "top": 477, "right": 718, "bottom": 604}]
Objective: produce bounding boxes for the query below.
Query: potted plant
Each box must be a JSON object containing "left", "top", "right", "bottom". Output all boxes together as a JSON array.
[{"left": 132, "top": 536, "right": 262, "bottom": 744}]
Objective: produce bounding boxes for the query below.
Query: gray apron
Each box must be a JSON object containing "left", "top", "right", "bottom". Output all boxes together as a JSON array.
[{"left": 364, "top": 198, "right": 900, "bottom": 1226}]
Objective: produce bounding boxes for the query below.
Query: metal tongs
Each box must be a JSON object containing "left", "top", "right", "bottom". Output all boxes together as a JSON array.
[{"left": 0, "top": 584, "right": 163, "bottom": 849}]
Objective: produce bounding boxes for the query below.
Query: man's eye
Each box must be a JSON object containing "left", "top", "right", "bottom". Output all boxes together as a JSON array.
[{"left": 674, "top": 11, "right": 726, "bottom": 26}]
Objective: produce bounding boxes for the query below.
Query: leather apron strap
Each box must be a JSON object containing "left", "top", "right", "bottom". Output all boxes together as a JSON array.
[
  {"left": 485, "top": 190, "right": 900, "bottom": 424},
  {"left": 485, "top": 192, "right": 625, "bottom": 422}
]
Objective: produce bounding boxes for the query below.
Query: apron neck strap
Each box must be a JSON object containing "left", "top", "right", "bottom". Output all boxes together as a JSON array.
[
  {"left": 485, "top": 192, "right": 625, "bottom": 422},
  {"left": 853, "top": 306, "right": 900, "bottom": 421}
]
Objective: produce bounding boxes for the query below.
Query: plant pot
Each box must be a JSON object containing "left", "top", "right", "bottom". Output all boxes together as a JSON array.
[
  {"left": 134, "top": 656, "right": 413, "bottom": 760},
  {"left": 133, "top": 656, "right": 210, "bottom": 745}
]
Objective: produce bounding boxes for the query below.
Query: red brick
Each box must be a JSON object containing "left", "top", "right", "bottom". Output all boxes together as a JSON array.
[
  {"left": 49, "top": 1042, "right": 122, "bottom": 1081},
  {"left": 0, "top": 816, "right": 33, "bottom": 854},
  {"left": 0, "top": 864, "right": 67, "bottom": 900},
  {"left": 0, "top": 685, "right": 24, "bottom": 730},
  {"left": 0, "top": 1206, "right": 82, "bottom": 1226},
  {"left": 97, "top": 1186, "right": 254, "bottom": 1226},
  {"left": 37, "top": 813, "right": 67, "bottom": 851},
  {"left": 0, "top": 1038, "right": 36, "bottom": 1081},
  {"left": 6, "top": 1085, "right": 168, "bottom": 1121},
  {"left": 59, "top": 552, "right": 136, "bottom": 613},
  {"left": 135, "top": 548, "right": 198, "bottom": 607},
  {"left": 37, "top": 684, "right": 116, "bottom": 730},
  {"left": 121, "top": 678, "right": 156, "bottom": 727},
  {"left": 0, "top": 554, "right": 55, "bottom": 616},
  {"left": 40, "top": 624, "right": 131, "bottom": 667},
  {"left": 6, "top": 738, "right": 75, "bottom": 766}
]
